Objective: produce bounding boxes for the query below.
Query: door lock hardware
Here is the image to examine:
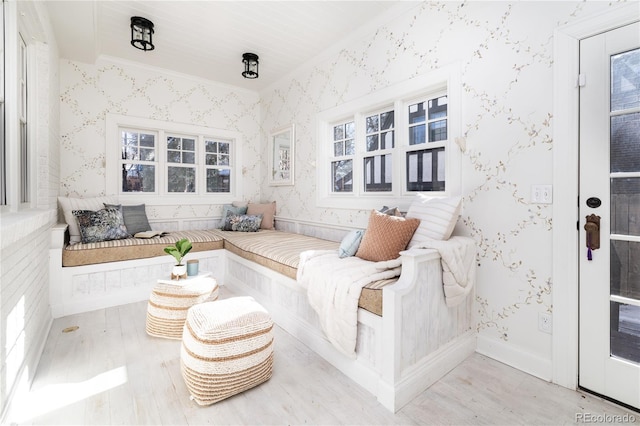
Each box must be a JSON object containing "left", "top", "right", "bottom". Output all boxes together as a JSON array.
[{"left": 584, "top": 214, "right": 601, "bottom": 261}]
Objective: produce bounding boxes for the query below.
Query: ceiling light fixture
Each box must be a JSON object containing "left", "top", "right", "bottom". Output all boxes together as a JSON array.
[
  {"left": 242, "top": 53, "right": 259, "bottom": 79},
  {"left": 130, "top": 16, "right": 155, "bottom": 51}
]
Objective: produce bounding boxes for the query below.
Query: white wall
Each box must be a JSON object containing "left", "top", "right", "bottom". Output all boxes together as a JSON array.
[
  {"left": 259, "top": 1, "right": 616, "bottom": 380},
  {"left": 0, "top": 1, "right": 59, "bottom": 416}
]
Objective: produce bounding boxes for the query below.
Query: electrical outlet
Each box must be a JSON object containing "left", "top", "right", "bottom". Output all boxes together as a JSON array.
[{"left": 538, "top": 312, "right": 552, "bottom": 334}]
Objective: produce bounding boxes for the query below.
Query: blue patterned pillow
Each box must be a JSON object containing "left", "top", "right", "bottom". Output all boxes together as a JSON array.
[
  {"left": 338, "top": 229, "right": 365, "bottom": 258},
  {"left": 223, "top": 212, "right": 263, "bottom": 232},
  {"left": 73, "top": 208, "right": 131, "bottom": 243},
  {"left": 219, "top": 204, "right": 249, "bottom": 228}
]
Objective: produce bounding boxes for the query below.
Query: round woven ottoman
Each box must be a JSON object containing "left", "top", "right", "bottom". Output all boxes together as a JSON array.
[
  {"left": 146, "top": 275, "right": 219, "bottom": 340},
  {"left": 180, "top": 296, "right": 274, "bottom": 406}
]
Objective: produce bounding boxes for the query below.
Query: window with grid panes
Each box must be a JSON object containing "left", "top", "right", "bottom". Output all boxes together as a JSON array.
[
  {"left": 19, "top": 34, "right": 29, "bottom": 203},
  {"left": 331, "top": 121, "right": 354, "bottom": 193},
  {"left": 406, "top": 95, "right": 447, "bottom": 191},
  {"left": 204, "top": 139, "right": 231, "bottom": 193},
  {"left": 364, "top": 110, "right": 394, "bottom": 192},
  {"left": 120, "top": 129, "right": 157, "bottom": 193},
  {"left": 167, "top": 135, "right": 196, "bottom": 193}
]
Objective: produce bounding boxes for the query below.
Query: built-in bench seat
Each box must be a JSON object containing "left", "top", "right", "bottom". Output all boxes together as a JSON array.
[
  {"left": 62, "top": 230, "right": 225, "bottom": 267},
  {"left": 49, "top": 219, "right": 475, "bottom": 413}
]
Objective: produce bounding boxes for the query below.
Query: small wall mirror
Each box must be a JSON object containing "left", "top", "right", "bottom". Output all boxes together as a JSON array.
[{"left": 269, "top": 124, "right": 295, "bottom": 186}]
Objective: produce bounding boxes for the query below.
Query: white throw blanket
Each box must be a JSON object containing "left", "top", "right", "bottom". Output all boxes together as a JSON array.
[
  {"left": 297, "top": 250, "right": 402, "bottom": 358},
  {"left": 411, "top": 236, "right": 477, "bottom": 307}
]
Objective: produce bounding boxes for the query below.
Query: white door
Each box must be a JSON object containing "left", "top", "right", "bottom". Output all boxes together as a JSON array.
[{"left": 579, "top": 22, "right": 640, "bottom": 410}]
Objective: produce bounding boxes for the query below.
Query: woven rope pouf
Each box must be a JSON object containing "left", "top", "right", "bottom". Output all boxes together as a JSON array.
[
  {"left": 146, "top": 275, "right": 219, "bottom": 339},
  {"left": 180, "top": 296, "right": 274, "bottom": 406}
]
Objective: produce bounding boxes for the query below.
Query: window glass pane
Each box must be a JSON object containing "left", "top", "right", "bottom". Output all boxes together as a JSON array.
[
  {"left": 345, "top": 122, "right": 355, "bottom": 139},
  {"left": 406, "top": 147, "right": 445, "bottom": 192},
  {"left": 182, "top": 152, "right": 195, "bottom": 164},
  {"left": 611, "top": 49, "right": 640, "bottom": 112},
  {"left": 345, "top": 140, "right": 355, "bottom": 155},
  {"left": 167, "top": 151, "right": 181, "bottom": 163},
  {"left": 182, "top": 138, "right": 195, "bottom": 151},
  {"left": 381, "top": 131, "right": 394, "bottom": 149},
  {"left": 207, "top": 169, "right": 230, "bottom": 193},
  {"left": 334, "top": 142, "right": 344, "bottom": 157},
  {"left": 332, "top": 160, "right": 352, "bottom": 192},
  {"left": 410, "top": 124, "right": 426, "bottom": 145},
  {"left": 428, "top": 96, "right": 448, "bottom": 120},
  {"left": 140, "top": 148, "right": 155, "bottom": 161},
  {"left": 364, "top": 154, "right": 392, "bottom": 192},
  {"left": 409, "top": 102, "right": 426, "bottom": 124},
  {"left": 20, "top": 122, "right": 29, "bottom": 203},
  {"left": 611, "top": 112, "right": 640, "bottom": 173},
  {"left": 219, "top": 142, "right": 229, "bottom": 154},
  {"left": 381, "top": 111, "right": 394, "bottom": 130},
  {"left": 219, "top": 154, "right": 230, "bottom": 166},
  {"left": 429, "top": 119, "right": 448, "bottom": 142},
  {"left": 167, "top": 137, "right": 180, "bottom": 150},
  {"left": 205, "top": 140, "right": 217, "bottom": 153},
  {"left": 366, "top": 135, "right": 378, "bottom": 152},
  {"left": 334, "top": 124, "right": 344, "bottom": 141},
  {"left": 140, "top": 134, "right": 155, "bottom": 147},
  {"left": 122, "top": 164, "right": 155, "bottom": 192},
  {"left": 206, "top": 154, "right": 217, "bottom": 166},
  {"left": 366, "top": 115, "right": 379, "bottom": 133},
  {"left": 168, "top": 166, "right": 195, "bottom": 192}
]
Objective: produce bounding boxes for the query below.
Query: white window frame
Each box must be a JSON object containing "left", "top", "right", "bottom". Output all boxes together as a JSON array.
[
  {"left": 2, "top": 1, "right": 38, "bottom": 212},
  {"left": 316, "top": 63, "right": 462, "bottom": 211},
  {"left": 106, "top": 114, "right": 243, "bottom": 205}
]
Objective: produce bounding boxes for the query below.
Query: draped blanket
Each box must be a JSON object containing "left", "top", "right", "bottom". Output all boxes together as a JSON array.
[
  {"left": 297, "top": 250, "right": 402, "bottom": 357},
  {"left": 412, "top": 236, "right": 476, "bottom": 307}
]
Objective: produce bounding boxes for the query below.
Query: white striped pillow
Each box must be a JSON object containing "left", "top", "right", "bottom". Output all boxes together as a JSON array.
[{"left": 406, "top": 195, "right": 462, "bottom": 247}]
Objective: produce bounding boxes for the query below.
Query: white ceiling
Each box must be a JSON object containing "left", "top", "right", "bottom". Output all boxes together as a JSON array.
[{"left": 44, "top": 1, "right": 419, "bottom": 92}]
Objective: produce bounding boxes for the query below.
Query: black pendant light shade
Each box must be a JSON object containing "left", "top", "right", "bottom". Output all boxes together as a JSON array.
[
  {"left": 130, "top": 16, "right": 155, "bottom": 51},
  {"left": 242, "top": 53, "right": 259, "bottom": 79}
]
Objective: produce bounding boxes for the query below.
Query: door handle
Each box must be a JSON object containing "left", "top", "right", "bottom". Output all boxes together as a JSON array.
[{"left": 584, "top": 214, "right": 601, "bottom": 260}]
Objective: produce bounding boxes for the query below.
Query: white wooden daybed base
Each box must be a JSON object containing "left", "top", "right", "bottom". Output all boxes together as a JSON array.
[{"left": 48, "top": 221, "right": 476, "bottom": 412}]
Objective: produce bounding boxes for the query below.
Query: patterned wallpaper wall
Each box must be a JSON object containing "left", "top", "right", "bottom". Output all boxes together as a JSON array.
[
  {"left": 59, "top": 58, "right": 262, "bottom": 225},
  {"left": 259, "top": 1, "right": 615, "bottom": 376}
]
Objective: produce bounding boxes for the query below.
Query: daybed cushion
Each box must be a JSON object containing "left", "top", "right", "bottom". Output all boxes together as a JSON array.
[
  {"left": 220, "top": 229, "right": 338, "bottom": 279},
  {"left": 220, "top": 229, "right": 395, "bottom": 316},
  {"left": 62, "top": 230, "right": 224, "bottom": 267}
]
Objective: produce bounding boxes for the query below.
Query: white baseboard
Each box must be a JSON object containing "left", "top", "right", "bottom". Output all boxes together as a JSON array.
[{"left": 476, "top": 334, "right": 552, "bottom": 381}]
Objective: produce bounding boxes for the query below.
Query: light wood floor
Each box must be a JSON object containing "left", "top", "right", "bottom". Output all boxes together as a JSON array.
[{"left": 5, "top": 287, "right": 635, "bottom": 425}]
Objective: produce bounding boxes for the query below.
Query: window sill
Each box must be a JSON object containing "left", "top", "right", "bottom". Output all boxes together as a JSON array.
[{"left": 0, "top": 208, "right": 57, "bottom": 249}]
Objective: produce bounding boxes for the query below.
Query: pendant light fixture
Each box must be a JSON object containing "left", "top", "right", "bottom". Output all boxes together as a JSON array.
[
  {"left": 242, "top": 53, "right": 259, "bottom": 79},
  {"left": 130, "top": 16, "right": 155, "bottom": 51}
]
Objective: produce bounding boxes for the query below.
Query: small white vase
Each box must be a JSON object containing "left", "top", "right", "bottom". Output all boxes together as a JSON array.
[{"left": 172, "top": 264, "right": 187, "bottom": 279}]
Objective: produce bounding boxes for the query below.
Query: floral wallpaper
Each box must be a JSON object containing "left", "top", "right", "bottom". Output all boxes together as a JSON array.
[{"left": 258, "top": 1, "right": 616, "bottom": 376}]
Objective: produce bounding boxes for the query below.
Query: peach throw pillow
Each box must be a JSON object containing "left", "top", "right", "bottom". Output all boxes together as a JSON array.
[{"left": 356, "top": 210, "right": 420, "bottom": 262}]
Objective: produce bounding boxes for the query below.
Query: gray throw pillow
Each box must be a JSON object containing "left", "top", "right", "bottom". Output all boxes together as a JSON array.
[{"left": 104, "top": 203, "right": 151, "bottom": 235}]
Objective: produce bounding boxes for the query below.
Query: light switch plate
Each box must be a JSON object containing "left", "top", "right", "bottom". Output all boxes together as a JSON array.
[{"left": 531, "top": 185, "right": 552, "bottom": 204}]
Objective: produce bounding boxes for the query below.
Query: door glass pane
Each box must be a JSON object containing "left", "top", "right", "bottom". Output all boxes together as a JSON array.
[
  {"left": 611, "top": 49, "right": 640, "bottom": 112},
  {"left": 610, "top": 112, "right": 640, "bottom": 173},
  {"left": 611, "top": 178, "right": 640, "bottom": 235},
  {"left": 610, "top": 301, "right": 640, "bottom": 364},
  {"left": 610, "top": 240, "right": 640, "bottom": 299}
]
